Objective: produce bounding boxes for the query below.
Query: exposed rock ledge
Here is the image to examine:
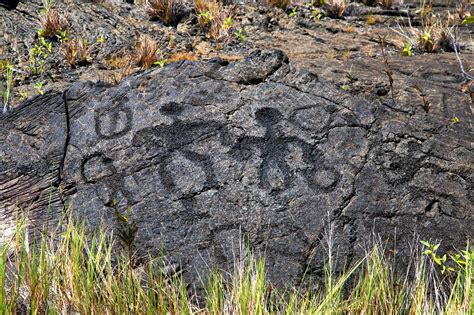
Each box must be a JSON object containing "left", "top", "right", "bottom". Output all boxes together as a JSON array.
[{"left": 1, "top": 50, "right": 472, "bottom": 286}]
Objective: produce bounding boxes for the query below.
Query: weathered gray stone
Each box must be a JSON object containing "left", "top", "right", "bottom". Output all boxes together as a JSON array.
[
  {"left": 0, "top": 50, "right": 472, "bottom": 286},
  {"left": 0, "top": 93, "right": 67, "bottom": 244}
]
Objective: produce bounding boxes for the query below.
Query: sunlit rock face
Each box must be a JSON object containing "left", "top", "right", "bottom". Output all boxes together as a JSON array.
[{"left": 1, "top": 50, "right": 472, "bottom": 286}]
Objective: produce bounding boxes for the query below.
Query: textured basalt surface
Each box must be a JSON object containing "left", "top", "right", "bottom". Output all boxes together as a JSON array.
[{"left": 1, "top": 50, "right": 472, "bottom": 286}]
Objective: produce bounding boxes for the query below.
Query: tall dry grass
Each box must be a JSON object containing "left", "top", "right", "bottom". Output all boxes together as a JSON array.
[{"left": 1, "top": 213, "right": 472, "bottom": 314}]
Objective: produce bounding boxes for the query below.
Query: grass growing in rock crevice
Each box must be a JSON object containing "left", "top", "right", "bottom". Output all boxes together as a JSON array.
[{"left": 0, "top": 214, "right": 472, "bottom": 314}]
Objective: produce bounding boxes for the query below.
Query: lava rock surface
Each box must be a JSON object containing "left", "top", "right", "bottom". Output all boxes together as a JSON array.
[{"left": 1, "top": 50, "right": 472, "bottom": 286}]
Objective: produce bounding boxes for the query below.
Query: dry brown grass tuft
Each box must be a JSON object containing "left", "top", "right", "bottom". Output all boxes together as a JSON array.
[
  {"left": 105, "top": 55, "right": 136, "bottom": 84},
  {"left": 135, "top": 36, "right": 160, "bottom": 69},
  {"left": 326, "top": 0, "right": 348, "bottom": 18},
  {"left": 38, "top": 9, "right": 68, "bottom": 38},
  {"left": 342, "top": 25, "right": 356, "bottom": 33},
  {"left": 146, "top": 0, "right": 179, "bottom": 26},
  {"left": 195, "top": 0, "right": 218, "bottom": 27},
  {"left": 457, "top": 0, "right": 471, "bottom": 20},
  {"left": 209, "top": 8, "right": 232, "bottom": 42},
  {"left": 194, "top": 0, "right": 211, "bottom": 15},
  {"left": 194, "top": 0, "right": 233, "bottom": 42},
  {"left": 421, "top": 14, "right": 456, "bottom": 53},
  {"left": 167, "top": 51, "right": 198, "bottom": 63},
  {"left": 268, "top": 0, "right": 291, "bottom": 10},
  {"left": 393, "top": 12, "right": 456, "bottom": 54},
  {"left": 380, "top": 0, "right": 393, "bottom": 9},
  {"left": 62, "top": 38, "right": 93, "bottom": 67}
]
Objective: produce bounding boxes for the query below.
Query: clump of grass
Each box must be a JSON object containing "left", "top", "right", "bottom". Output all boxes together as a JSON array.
[
  {"left": 380, "top": 0, "right": 393, "bottom": 9},
  {"left": 204, "top": 251, "right": 270, "bottom": 314},
  {"left": 135, "top": 35, "right": 160, "bottom": 69},
  {"left": 1, "top": 212, "right": 193, "bottom": 313},
  {"left": 209, "top": 8, "right": 233, "bottom": 42},
  {"left": 62, "top": 38, "right": 93, "bottom": 67},
  {"left": 104, "top": 54, "right": 136, "bottom": 84},
  {"left": 146, "top": 0, "right": 181, "bottom": 26},
  {"left": 1, "top": 212, "right": 472, "bottom": 313},
  {"left": 457, "top": 0, "right": 471, "bottom": 21},
  {"left": 38, "top": 8, "right": 68, "bottom": 39},
  {"left": 194, "top": 0, "right": 233, "bottom": 42},
  {"left": 325, "top": 0, "right": 349, "bottom": 18},
  {"left": 393, "top": 12, "right": 457, "bottom": 55},
  {"left": 416, "top": 0, "right": 433, "bottom": 19},
  {"left": 268, "top": 0, "right": 291, "bottom": 10},
  {"left": 195, "top": 0, "right": 218, "bottom": 28}
]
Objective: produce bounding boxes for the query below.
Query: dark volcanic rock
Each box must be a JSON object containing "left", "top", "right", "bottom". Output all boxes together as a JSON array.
[
  {"left": 1, "top": 50, "right": 473, "bottom": 286},
  {"left": 0, "top": 93, "right": 67, "bottom": 244}
]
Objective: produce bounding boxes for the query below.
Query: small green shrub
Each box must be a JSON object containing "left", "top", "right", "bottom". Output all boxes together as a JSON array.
[
  {"left": 34, "top": 81, "right": 46, "bottom": 96},
  {"left": 29, "top": 37, "right": 53, "bottom": 76},
  {"left": 234, "top": 28, "right": 246, "bottom": 42},
  {"left": 462, "top": 16, "right": 474, "bottom": 25}
]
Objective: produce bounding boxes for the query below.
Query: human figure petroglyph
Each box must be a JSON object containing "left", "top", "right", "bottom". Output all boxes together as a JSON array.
[
  {"left": 89, "top": 102, "right": 338, "bottom": 204},
  {"left": 229, "top": 107, "right": 339, "bottom": 191},
  {"left": 131, "top": 102, "right": 224, "bottom": 195}
]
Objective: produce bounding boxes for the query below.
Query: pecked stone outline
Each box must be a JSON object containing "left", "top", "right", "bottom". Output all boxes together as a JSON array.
[
  {"left": 88, "top": 100, "right": 341, "bottom": 205},
  {"left": 94, "top": 101, "right": 133, "bottom": 140}
]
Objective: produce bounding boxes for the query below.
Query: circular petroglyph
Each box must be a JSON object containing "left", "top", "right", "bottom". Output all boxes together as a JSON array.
[{"left": 95, "top": 104, "right": 133, "bottom": 140}]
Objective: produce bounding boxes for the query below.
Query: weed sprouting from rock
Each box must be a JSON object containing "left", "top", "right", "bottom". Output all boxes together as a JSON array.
[
  {"left": 326, "top": 0, "right": 349, "bottom": 18},
  {"left": 114, "top": 202, "right": 139, "bottom": 312},
  {"left": 268, "top": 0, "right": 291, "bottom": 11},
  {"left": 0, "top": 60, "right": 14, "bottom": 113},
  {"left": 194, "top": 0, "right": 233, "bottom": 42},
  {"left": 37, "top": 4, "right": 68, "bottom": 39},
  {"left": 29, "top": 37, "right": 53, "bottom": 76},
  {"left": 412, "top": 85, "right": 431, "bottom": 113},
  {"left": 146, "top": 0, "right": 182, "bottom": 26},
  {"left": 0, "top": 61, "right": 14, "bottom": 113},
  {"left": 135, "top": 35, "right": 160, "bottom": 69},
  {"left": 62, "top": 38, "right": 94, "bottom": 68}
]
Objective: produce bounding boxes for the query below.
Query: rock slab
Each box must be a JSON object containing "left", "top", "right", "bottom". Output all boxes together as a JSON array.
[{"left": 1, "top": 50, "right": 472, "bottom": 285}]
